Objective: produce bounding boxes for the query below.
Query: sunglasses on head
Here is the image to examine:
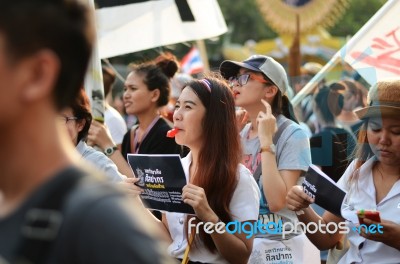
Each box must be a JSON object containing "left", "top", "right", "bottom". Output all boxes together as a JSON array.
[{"left": 228, "top": 73, "right": 272, "bottom": 87}]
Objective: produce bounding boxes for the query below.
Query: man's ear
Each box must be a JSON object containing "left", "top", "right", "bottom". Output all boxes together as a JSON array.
[
  {"left": 150, "top": 88, "right": 160, "bottom": 103},
  {"left": 20, "top": 50, "right": 60, "bottom": 103},
  {"left": 263, "top": 86, "right": 278, "bottom": 100}
]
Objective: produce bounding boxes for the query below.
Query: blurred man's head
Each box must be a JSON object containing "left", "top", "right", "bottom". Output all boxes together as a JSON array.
[{"left": 0, "top": 0, "right": 94, "bottom": 120}]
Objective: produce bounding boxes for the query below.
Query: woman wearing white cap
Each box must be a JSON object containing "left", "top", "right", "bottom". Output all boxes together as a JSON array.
[
  {"left": 286, "top": 79, "right": 400, "bottom": 263},
  {"left": 220, "top": 55, "right": 320, "bottom": 263}
]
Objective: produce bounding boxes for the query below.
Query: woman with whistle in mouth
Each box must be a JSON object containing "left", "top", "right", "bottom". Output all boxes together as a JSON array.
[{"left": 128, "top": 75, "right": 260, "bottom": 263}]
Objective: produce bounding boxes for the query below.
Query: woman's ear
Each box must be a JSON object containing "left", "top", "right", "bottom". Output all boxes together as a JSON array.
[
  {"left": 76, "top": 119, "right": 86, "bottom": 133},
  {"left": 263, "top": 86, "right": 278, "bottom": 100},
  {"left": 150, "top": 88, "right": 160, "bottom": 103}
]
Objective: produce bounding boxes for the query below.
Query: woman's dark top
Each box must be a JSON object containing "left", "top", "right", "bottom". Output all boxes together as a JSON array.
[
  {"left": 121, "top": 117, "right": 187, "bottom": 160},
  {"left": 310, "top": 127, "right": 356, "bottom": 182}
]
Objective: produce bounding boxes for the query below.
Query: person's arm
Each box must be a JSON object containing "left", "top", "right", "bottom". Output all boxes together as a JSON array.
[
  {"left": 87, "top": 121, "right": 133, "bottom": 177},
  {"left": 260, "top": 150, "right": 301, "bottom": 212},
  {"left": 286, "top": 185, "right": 344, "bottom": 250},
  {"left": 182, "top": 184, "right": 253, "bottom": 264},
  {"left": 257, "top": 99, "right": 301, "bottom": 212}
]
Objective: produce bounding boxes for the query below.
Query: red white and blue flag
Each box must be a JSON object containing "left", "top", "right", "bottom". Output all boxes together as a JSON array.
[{"left": 180, "top": 47, "right": 204, "bottom": 75}]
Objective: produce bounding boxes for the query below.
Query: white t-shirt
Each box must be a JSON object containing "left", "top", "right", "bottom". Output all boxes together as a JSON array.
[
  {"left": 104, "top": 106, "right": 127, "bottom": 145},
  {"left": 337, "top": 157, "right": 400, "bottom": 264},
  {"left": 166, "top": 152, "right": 260, "bottom": 263}
]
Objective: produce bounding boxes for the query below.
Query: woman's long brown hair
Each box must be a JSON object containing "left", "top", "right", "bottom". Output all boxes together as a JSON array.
[
  {"left": 348, "top": 121, "right": 373, "bottom": 185},
  {"left": 184, "top": 75, "right": 242, "bottom": 252}
]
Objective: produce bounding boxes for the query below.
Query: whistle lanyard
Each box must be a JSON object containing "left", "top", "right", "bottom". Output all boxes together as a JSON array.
[{"left": 133, "top": 116, "right": 160, "bottom": 153}]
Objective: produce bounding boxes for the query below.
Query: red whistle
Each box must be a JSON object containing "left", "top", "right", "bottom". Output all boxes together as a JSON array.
[{"left": 166, "top": 128, "right": 178, "bottom": 138}]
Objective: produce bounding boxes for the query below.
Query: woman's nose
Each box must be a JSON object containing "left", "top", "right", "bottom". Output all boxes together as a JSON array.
[
  {"left": 173, "top": 109, "right": 182, "bottom": 122},
  {"left": 379, "top": 130, "right": 391, "bottom": 146}
]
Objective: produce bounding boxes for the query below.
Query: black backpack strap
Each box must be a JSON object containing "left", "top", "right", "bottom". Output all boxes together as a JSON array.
[
  {"left": 16, "top": 168, "right": 85, "bottom": 264},
  {"left": 253, "top": 119, "right": 292, "bottom": 182}
]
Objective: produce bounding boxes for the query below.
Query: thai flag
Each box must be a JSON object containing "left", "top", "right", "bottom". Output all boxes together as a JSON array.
[{"left": 181, "top": 47, "right": 204, "bottom": 75}]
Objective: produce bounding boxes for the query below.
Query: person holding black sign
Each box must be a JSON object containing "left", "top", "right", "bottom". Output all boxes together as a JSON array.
[
  {"left": 286, "top": 79, "right": 400, "bottom": 263},
  {"left": 130, "top": 75, "right": 260, "bottom": 263}
]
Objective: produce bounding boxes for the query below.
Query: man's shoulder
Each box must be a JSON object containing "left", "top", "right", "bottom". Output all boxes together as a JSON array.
[{"left": 50, "top": 167, "right": 164, "bottom": 263}]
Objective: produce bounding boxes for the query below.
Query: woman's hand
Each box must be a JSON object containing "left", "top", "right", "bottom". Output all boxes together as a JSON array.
[
  {"left": 236, "top": 108, "right": 249, "bottom": 132},
  {"left": 182, "top": 183, "right": 218, "bottom": 223},
  {"left": 286, "top": 185, "right": 314, "bottom": 212},
  {"left": 360, "top": 218, "right": 400, "bottom": 250},
  {"left": 257, "top": 99, "right": 277, "bottom": 146},
  {"left": 87, "top": 120, "right": 115, "bottom": 150},
  {"left": 119, "top": 177, "right": 144, "bottom": 197}
]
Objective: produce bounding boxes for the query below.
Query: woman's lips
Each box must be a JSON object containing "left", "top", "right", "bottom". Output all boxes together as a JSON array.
[{"left": 379, "top": 149, "right": 391, "bottom": 157}]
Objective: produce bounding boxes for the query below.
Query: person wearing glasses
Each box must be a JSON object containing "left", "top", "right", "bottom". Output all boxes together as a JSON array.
[
  {"left": 59, "top": 88, "right": 124, "bottom": 183},
  {"left": 220, "top": 55, "right": 320, "bottom": 263}
]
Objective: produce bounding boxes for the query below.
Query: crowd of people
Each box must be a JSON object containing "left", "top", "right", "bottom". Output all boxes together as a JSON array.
[{"left": 1, "top": 1, "right": 399, "bottom": 264}]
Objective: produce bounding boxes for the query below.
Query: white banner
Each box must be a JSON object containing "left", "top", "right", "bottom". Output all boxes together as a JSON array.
[
  {"left": 341, "top": 0, "right": 400, "bottom": 85},
  {"left": 292, "top": 0, "right": 400, "bottom": 107},
  {"left": 96, "top": 0, "right": 227, "bottom": 59}
]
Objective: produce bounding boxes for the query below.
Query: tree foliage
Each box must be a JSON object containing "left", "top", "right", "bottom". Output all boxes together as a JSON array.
[
  {"left": 329, "top": 0, "right": 386, "bottom": 36},
  {"left": 218, "top": 0, "right": 386, "bottom": 44}
]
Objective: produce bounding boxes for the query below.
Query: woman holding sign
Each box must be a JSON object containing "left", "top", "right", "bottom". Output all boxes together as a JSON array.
[
  {"left": 286, "top": 79, "right": 400, "bottom": 263},
  {"left": 132, "top": 75, "right": 260, "bottom": 263},
  {"left": 219, "top": 55, "right": 320, "bottom": 263}
]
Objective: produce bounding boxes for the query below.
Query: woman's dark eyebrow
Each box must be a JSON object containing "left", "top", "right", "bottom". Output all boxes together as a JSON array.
[{"left": 183, "top": 100, "right": 197, "bottom": 105}]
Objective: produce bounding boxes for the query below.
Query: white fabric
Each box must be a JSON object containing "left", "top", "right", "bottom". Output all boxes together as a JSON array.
[
  {"left": 341, "top": 0, "right": 400, "bottom": 85},
  {"left": 104, "top": 106, "right": 127, "bottom": 145},
  {"left": 166, "top": 152, "right": 260, "bottom": 263},
  {"left": 96, "top": 0, "right": 227, "bottom": 58},
  {"left": 249, "top": 233, "right": 320, "bottom": 263},
  {"left": 76, "top": 140, "right": 125, "bottom": 182},
  {"left": 337, "top": 157, "right": 400, "bottom": 264}
]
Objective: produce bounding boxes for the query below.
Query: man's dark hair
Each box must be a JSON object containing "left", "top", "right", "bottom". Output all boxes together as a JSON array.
[
  {"left": 0, "top": 0, "right": 94, "bottom": 110},
  {"left": 71, "top": 89, "right": 92, "bottom": 143}
]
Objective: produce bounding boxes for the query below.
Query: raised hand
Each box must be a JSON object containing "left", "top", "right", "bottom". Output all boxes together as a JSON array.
[
  {"left": 87, "top": 120, "right": 115, "bottom": 149},
  {"left": 236, "top": 108, "right": 249, "bottom": 132},
  {"left": 257, "top": 99, "right": 277, "bottom": 146}
]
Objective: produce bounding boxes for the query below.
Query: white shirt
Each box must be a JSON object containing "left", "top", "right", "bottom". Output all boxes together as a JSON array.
[
  {"left": 337, "top": 157, "right": 400, "bottom": 264},
  {"left": 166, "top": 152, "right": 260, "bottom": 263},
  {"left": 104, "top": 106, "right": 127, "bottom": 145}
]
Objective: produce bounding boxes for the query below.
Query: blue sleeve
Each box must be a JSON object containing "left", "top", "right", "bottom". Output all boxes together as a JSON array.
[{"left": 277, "top": 126, "right": 311, "bottom": 172}]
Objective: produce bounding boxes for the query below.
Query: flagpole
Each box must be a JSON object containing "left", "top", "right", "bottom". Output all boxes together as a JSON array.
[
  {"left": 196, "top": 39, "right": 210, "bottom": 72},
  {"left": 291, "top": 0, "right": 397, "bottom": 108}
]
